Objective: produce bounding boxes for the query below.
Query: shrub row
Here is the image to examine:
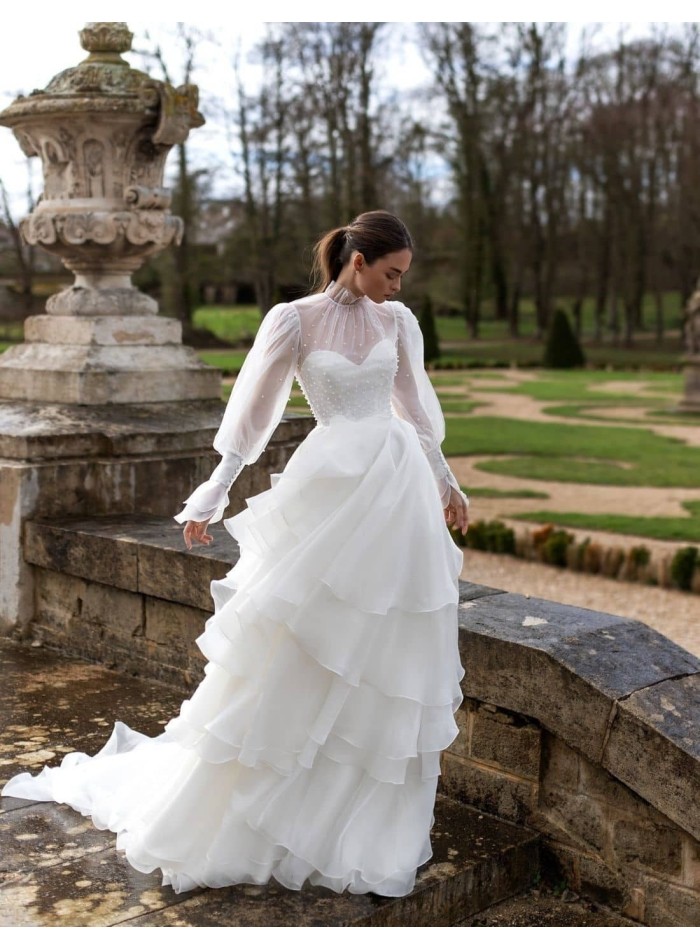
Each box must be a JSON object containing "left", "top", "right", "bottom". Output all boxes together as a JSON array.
[{"left": 450, "top": 519, "right": 700, "bottom": 593}]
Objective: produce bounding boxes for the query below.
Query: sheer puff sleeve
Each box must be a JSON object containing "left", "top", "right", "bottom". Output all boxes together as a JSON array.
[
  {"left": 173, "top": 303, "right": 301, "bottom": 525},
  {"left": 390, "top": 301, "right": 469, "bottom": 510}
]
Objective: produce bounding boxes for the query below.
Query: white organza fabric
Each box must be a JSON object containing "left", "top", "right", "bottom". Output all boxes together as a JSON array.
[
  {"left": 2, "top": 280, "right": 468, "bottom": 898},
  {"left": 173, "top": 281, "right": 467, "bottom": 523}
]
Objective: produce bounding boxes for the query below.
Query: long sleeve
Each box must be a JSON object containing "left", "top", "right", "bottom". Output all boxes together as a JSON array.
[
  {"left": 174, "top": 302, "right": 301, "bottom": 525},
  {"left": 390, "top": 302, "right": 469, "bottom": 510}
]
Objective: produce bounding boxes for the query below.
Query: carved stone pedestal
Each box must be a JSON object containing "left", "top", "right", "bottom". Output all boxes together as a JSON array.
[
  {"left": 0, "top": 23, "right": 245, "bottom": 637},
  {"left": 0, "top": 314, "right": 220, "bottom": 403}
]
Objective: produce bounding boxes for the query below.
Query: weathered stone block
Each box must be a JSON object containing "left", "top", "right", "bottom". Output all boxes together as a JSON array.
[
  {"left": 577, "top": 852, "right": 628, "bottom": 911},
  {"left": 457, "top": 580, "right": 504, "bottom": 602},
  {"left": 33, "top": 573, "right": 143, "bottom": 658},
  {"left": 470, "top": 702, "right": 541, "bottom": 779},
  {"left": 644, "top": 877, "right": 700, "bottom": 926},
  {"left": 439, "top": 750, "right": 537, "bottom": 824},
  {"left": 0, "top": 399, "right": 313, "bottom": 463},
  {"left": 541, "top": 734, "right": 579, "bottom": 792},
  {"left": 24, "top": 314, "right": 183, "bottom": 347},
  {"left": 449, "top": 703, "right": 470, "bottom": 759},
  {"left": 34, "top": 568, "right": 87, "bottom": 630},
  {"left": 603, "top": 674, "right": 700, "bottom": 842},
  {"left": 611, "top": 818, "right": 683, "bottom": 876},
  {"left": 539, "top": 785, "right": 607, "bottom": 854},
  {"left": 80, "top": 581, "right": 143, "bottom": 640},
  {"left": 577, "top": 751, "right": 649, "bottom": 813},
  {"left": 144, "top": 597, "right": 208, "bottom": 653},
  {"left": 459, "top": 595, "right": 700, "bottom": 767},
  {"left": 683, "top": 838, "right": 700, "bottom": 889},
  {"left": 622, "top": 886, "right": 646, "bottom": 923},
  {"left": 0, "top": 341, "right": 222, "bottom": 404},
  {"left": 25, "top": 519, "right": 138, "bottom": 591}
]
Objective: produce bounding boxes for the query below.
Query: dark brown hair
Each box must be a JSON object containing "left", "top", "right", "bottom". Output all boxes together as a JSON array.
[{"left": 310, "top": 210, "right": 413, "bottom": 292}]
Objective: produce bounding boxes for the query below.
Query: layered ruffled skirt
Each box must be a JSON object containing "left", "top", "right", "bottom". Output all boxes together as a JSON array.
[{"left": 2, "top": 414, "right": 465, "bottom": 897}]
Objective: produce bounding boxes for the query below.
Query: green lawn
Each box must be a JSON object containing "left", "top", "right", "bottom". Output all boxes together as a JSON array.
[
  {"left": 512, "top": 500, "right": 700, "bottom": 544},
  {"left": 442, "top": 416, "right": 700, "bottom": 488},
  {"left": 191, "top": 299, "right": 686, "bottom": 371},
  {"left": 544, "top": 403, "right": 700, "bottom": 427},
  {"left": 194, "top": 306, "right": 262, "bottom": 344},
  {"left": 437, "top": 398, "right": 484, "bottom": 414},
  {"left": 470, "top": 369, "right": 683, "bottom": 404},
  {"left": 198, "top": 350, "right": 249, "bottom": 373},
  {"left": 428, "top": 290, "right": 684, "bottom": 339},
  {"left": 467, "top": 487, "right": 550, "bottom": 500},
  {"left": 430, "top": 338, "right": 684, "bottom": 371}
]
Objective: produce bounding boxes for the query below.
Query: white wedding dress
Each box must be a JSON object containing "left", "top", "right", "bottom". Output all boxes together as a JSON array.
[{"left": 2, "top": 281, "right": 467, "bottom": 898}]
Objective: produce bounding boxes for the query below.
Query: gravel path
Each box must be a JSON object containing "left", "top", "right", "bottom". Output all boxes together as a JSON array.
[
  {"left": 459, "top": 549, "right": 699, "bottom": 657},
  {"left": 451, "top": 454, "right": 700, "bottom": 521}
]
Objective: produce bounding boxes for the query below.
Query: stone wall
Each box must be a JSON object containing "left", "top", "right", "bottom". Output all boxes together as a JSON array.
[
  {"left": 438, "top": 581, "right": 700, "bottom": 926},
  {"left": 12, "top": 517, "right": 700, "bottom": 925},
  {"left": 24, "top": 517, "right": 233, "bottom": 686}
]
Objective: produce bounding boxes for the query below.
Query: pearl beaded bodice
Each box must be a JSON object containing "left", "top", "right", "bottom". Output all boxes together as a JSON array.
[{"left": 296, "top": 336, "right": 398, "bottom": 425}]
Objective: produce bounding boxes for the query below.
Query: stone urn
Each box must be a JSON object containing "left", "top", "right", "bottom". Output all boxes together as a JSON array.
[{"left": 0, "top": 21, "right": 219, "bottom": 403}]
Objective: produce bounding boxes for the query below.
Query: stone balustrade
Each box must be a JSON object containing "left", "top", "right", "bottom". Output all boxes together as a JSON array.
[
  {"left": 9, "top": 529, "right": 699, "bottom": 924},
  {"left": 448, "top": 581, "right": 700, "bottom": 926}
]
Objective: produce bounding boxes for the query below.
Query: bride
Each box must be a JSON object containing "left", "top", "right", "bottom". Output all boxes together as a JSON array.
[{"left": 2, "top": 210, "right": 470, "bottom": 898}]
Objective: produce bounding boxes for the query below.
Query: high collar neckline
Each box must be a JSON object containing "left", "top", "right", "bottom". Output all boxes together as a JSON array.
[{"left": 324, "top": 279, "right": 364, "bottom": 306}]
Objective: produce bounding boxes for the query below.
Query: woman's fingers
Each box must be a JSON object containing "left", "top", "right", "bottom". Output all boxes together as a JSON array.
[
  {"left": 459, "top": 506, "right": 469, "bottom": 534},
  {"left": 183, "top": 520, "right": 213, "bottom": 549},
  {"left": 445, "top": 492, "right": 469, "bottom": 536}
]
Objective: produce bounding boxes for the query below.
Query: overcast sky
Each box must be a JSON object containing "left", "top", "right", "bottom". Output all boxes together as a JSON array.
[{"left": 0, "top": 9, "right": 686, "bottom": 216}]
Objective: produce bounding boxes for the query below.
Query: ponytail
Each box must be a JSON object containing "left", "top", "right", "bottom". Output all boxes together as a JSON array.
[{"left": 310, "top": 227, "right": 348, "bottom": 293}]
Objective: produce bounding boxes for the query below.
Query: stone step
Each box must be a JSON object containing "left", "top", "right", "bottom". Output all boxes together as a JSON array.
[
  {"left": 0, "top": 642, "right": 539, "bottom": 926},
  {"left": 455, "top": 890, "right": 641, "bottom": 927}
]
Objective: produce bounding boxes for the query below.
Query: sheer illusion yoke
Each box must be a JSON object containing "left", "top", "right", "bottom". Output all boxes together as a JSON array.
[{"left": 174, "top": 281, "right": 467, "bottom": 524}]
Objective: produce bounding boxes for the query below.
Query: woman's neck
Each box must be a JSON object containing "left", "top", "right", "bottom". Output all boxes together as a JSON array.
[{"left": 333, "top": 264, "right": 365, "bottom": 300}]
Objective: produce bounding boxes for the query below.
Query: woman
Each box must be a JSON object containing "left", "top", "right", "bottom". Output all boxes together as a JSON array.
[{"left": 2, "top": 210, "right": 470, "bottom": 898}]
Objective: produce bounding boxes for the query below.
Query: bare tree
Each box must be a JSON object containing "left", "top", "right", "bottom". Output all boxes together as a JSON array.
[
  {"left": 286, "top": 23, "right": 385, "bottom": 225},
  {"left": 138, "top": 25, "right": 210, "bottom": 329},
  {"left": 233, "top": 29, "right": 289, "bottom": 316},
  {"left": 421, "top": 23, "right": 493, "bottom": 339}
]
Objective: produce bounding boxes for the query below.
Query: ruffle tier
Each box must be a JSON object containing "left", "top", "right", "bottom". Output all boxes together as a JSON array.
[{"left": 2, "top": 414, "right": 465, "bottom": 897}]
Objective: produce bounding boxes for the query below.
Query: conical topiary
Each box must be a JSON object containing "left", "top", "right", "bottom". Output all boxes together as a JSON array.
[
  {"left": 419, "top": 295, "right": 441, "bottom": 363},
  {"left": 543, "top": 307, "right": 586, "bottom": 368}
]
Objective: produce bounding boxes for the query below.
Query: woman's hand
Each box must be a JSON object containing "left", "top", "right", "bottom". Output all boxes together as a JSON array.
[
  {"left": 444, "top": 485, "right": 469, "bottom": 536},
  {"left": 183, "top": 518, "right": 213, "bottom": 550}
]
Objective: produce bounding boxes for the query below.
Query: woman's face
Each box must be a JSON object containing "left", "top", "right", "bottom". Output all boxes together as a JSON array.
[{"left": 353, "top": 248, "right": 412, "bottom": 304}]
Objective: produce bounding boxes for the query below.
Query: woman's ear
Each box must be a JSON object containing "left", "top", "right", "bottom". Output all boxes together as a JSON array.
[{"left": 352, "top": 251, "right": 365, "bottom": 273}]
